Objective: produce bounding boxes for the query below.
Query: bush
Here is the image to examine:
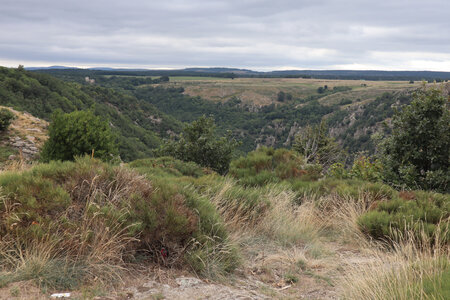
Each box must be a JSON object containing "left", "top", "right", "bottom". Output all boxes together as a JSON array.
[
  {"left": 155, "top": 116, "right": 240, "bottom": 174},
  {"left": 329, "top": 156, "right": 383, "bottom": 182},
  {"left": 0, "top": 157, "right": 238, "bottom": 288},
  {"left": 128, "top": 156, "right": 209, "bottom": 179},
  {"left": 41, "top": 110, "right": 119, "bottom": 162},
  {"left": 229, "top": 147, "right": 320, "bottom": 186},
  {"left": 358, "top": 190, "right": 449, "bottom": 242},
  {"left": 0, "top": 108, "right": 15, "bottom": 131},
  {"left": 293, "top": 120, "right": 345, "bottom": 169}
]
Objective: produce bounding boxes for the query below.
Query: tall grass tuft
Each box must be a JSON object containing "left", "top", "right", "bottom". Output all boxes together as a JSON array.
[{"left": 341, "top": 225, "right": 449, "bottom": 299}]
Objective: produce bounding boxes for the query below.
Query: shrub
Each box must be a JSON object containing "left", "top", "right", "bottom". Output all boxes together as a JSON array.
[
  {"left": 329, "top": 156, "right": 383, "bottom": 182},
  {"left": 229, "top": 147, "right": 318, "bottom": 186},
  {"left": 0, "top": 157, "right": 238, "bottom": 289},
  {"left": 41, "top": 110, "right": 118, "bottom": 162},
  {"left": 358, "top": 190, "right": 449, "bottom": 242},
  {"left": 292, "top": 120, "right": 345, "bottom": 169},
  {"left": 128, "top": 156, "right": 208, "bottom": 179},
  {"left": 155, "top": 116, "right": 240, "bottom": 174},
  {"left": 0, "top": 108, "right": 15, "bottom": 131}
]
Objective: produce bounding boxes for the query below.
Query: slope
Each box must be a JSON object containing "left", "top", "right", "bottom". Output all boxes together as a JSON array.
[{"left": 0, "top": 67, "right": 183, "bottom": 161}]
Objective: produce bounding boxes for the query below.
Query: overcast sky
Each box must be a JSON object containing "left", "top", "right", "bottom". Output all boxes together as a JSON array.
[{"left": 1, "top": 0, "right": 449, "bottom": 71}]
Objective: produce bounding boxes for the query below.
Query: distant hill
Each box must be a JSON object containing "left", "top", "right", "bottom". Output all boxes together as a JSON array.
[
  {"left": 29, "top": 66, "right": 450, "bottom": 80},
  {"left": 0, "top": 66, "right": 182, "bottom": 161}
]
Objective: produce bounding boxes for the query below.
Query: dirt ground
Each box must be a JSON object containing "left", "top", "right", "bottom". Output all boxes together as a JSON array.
[{"left": 0, "top": 240, "right": 376, "bottom": 300}]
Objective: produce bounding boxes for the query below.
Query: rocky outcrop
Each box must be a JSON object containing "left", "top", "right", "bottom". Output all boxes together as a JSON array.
[{"left": 0, "top": 107, "right": 48, "bottom": 161}]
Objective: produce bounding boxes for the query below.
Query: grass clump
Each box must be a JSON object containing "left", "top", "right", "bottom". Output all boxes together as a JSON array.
[{"left": 342, "top": 228, "right": 449, "bottom": 299}]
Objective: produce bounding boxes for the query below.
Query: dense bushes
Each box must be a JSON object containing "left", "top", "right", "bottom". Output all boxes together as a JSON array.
[
  {"left": 0, "top": 157, "right": 237, "bottom": 289},
  {"left": 329, "top": 156, "right": 383, "bottom": 182},
  {"left": 230, "top": 147, "right": 322, "bottom": 186},
  {"left": 41, "top": 110, "right": 119, "bottom": 162},
  {"left": 358, "top": 191, "right": 449, "bottom": 243},
  {"left": 230, "top": 147, "right": 449, "bottom": 245}
]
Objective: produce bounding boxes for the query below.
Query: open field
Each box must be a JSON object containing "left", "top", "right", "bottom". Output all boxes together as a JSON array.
[{"left": 167, "top": 77, "right": 421, "bottom": 106}]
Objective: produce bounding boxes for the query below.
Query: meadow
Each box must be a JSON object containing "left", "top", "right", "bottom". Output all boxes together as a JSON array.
[{"left": 167, "top": 76, "right": 420, "bottom": 106}]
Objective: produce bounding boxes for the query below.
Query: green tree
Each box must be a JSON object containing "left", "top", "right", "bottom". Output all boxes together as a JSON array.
[
  {"left": 380, "top": 86, "right": 449, "bottom": 192},
  {"left": 293, "top": 120, "right": 344, "bottom": 168},
  {"left": 0, "top": 108, "right": 15, "bottom": 131},
  {"left": 277, "top": 91, "right": 285, "bottom": 102},
  {"left": 156, "top": 116, "right": 240, "bottom": 174},
  {"left": 41, "top": 110, "right": 118, "bottom": 162}
]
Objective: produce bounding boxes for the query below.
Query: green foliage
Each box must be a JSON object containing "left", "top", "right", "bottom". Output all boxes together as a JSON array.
[
  {"left": 0, "top": 108, "right": 15, "bottom": 131},
  {"left": 329, "top": 156, "right": 383, "bottom": 182},
  {"left": 229, "top": 147, "right": 322, "bottom": 186},
  {"left": 339, "top": 98, "right": 352, "bottom": 105},
  {"left": 421, "top": 265, "right": 450, "bottom": 299},
  {"left": 134, "top": 86, "right": 334, "bottom": 153},
  {"left": 380, "top": 86, "right": 450, "bottom": 192},
  {"left": 277, "top": 91, "right": 285, "bottom": 102},
  {"left": 41, "top": 110, "right": 119, "bottom": 162},
  {"left": 358, "top": 191, "right": 449, "bottom": 242},
  {"left": 292, "top": 120, "right": 344, "bottom": 168},
  {"left": 128, "top": 156, "right": 209, "bottom": 179},
  {"left": 0, "top": 157, "right": 238, "bottom": 285},
  {"left": 0, "top": 67, "right": 183, "bottom": 161},
  {"left": 332, "top": 92, "right": 413, "bottom": 154},
  {"left": 156, "top": 116, "right": 240, "bottom": 174}
]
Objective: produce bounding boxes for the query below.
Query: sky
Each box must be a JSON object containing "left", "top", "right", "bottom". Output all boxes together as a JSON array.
[{"left": 1, "top": 0, "right": 449, "bottom": 71}]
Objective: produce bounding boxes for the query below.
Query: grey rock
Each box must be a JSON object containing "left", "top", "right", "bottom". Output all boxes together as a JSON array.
[
  {"left": 13, "top": 141, "right": 26, "bottom": 147},
  {"left": 176, "top": 277, "right": 203, "bottom": 288}
]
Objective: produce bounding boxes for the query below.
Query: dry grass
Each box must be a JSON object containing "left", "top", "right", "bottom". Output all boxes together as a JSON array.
[
  {"left": 0, "top": 162, "right": 150, "bottom": 291},
  {"left": 209, "top": 180, "right": 448, "bottom": 298},
  {"left": 1, "top": 106, "right": 48, "bottom": 148},
  {"left": 210, "top": 180, "right": 326, "bottom": 246},
  {"left": 169, "top": 77, "right": 419, "bottom": 105},
  {"left": 341, "top": 226, "right": 449, "bottom": 300}
]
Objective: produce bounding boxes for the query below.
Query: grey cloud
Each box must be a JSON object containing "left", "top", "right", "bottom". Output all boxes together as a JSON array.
[{"left": 0, "top": 0, "right": 449, "bottom": 70}]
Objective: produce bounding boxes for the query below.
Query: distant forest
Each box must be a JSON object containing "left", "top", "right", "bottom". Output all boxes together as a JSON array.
[{"left": 31, "top": 67, "right": 450, "bottom": 81}]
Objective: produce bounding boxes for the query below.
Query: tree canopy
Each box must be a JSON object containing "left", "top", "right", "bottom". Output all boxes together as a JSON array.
[
  {"left": 156, "top": 116, "right": 240, "bottom": 174},
  {"left": 381, "top": 86, "right": 449, "bottom": 192}
]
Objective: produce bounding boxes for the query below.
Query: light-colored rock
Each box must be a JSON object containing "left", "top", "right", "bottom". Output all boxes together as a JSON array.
[
  {"left": 26, "top": 128, "right": 42, "bottom": 133},
  {"left": 12, "top": 141, "right": 26, "bottom": 147},
  {"left": 176, "top": 277, "right": 203, "bottom": 288}
]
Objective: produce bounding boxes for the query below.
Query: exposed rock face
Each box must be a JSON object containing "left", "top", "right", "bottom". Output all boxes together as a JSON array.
[
  {"left": 0, "top": 107, "right": 48, "bottom": 161},
  {"left": 9, "top": 136, "right": 39, "bottom": 159}
]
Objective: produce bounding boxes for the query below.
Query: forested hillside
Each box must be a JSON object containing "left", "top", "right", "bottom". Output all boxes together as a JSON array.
[
  {"left": 0, "top": 67, "right": 182, "bottom": 160},
  {"left": 29, "top": 67, "right": 422, "bottom": 157}
]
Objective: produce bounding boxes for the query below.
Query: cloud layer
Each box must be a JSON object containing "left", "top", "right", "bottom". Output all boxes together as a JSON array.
[{"left": 1, "top": 0, "right": 449, "bottom": 70}]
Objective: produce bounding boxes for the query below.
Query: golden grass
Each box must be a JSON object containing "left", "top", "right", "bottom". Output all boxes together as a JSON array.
[
  {"left": 210, "top": 180, "right": 326, "bottom": 246},
  {"left": 168, "top": 77, "right": 419, "bottom": 105},
  {"left": 341, "top": 226, "right": 449, "bottom": 300}
]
